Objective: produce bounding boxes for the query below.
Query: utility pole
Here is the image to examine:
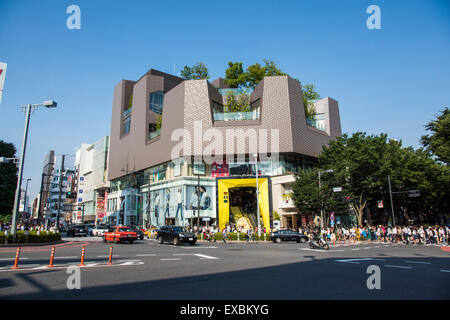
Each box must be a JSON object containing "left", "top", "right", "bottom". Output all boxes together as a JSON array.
[
  {"left": 56, "top": 154, "right": 65, "bottom": 230},
  {"left": 388, "top": 175, "right": 395, "bottom": 227},
  {"left": 197, "top": 174, "right": 200, "bottom": 229},
  {"left": 37, "top": 173, "right": 45, "bottom": 223},
  {"left": 254, "top": 154, "right": 260, "bottom": 237}
]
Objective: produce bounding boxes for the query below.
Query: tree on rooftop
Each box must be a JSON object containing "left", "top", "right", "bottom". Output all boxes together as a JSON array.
[{"left": 180, "top": 62, "right": 210, "bottom": 80}]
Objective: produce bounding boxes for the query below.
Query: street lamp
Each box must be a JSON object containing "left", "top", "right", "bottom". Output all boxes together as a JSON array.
[
  {"left": 253, "top": 153, "right": 261, "bottom": 237},
  {"left": 11, "top": 101, "right": 57, "bottom": 240},
  {"left": 318, "top": 169, "right": 333, "bottom": 229}
]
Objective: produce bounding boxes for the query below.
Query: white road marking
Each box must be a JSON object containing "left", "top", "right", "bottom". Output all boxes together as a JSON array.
[
  {"left": 384, "top": 265, "right": 412, "bottom": 269},
  {"left": 439, "top": 270, "right": 450, "bottom": 273},
  {"left": 136, "top": 254, "right": 156, "bottom": 257},
  {"left": 173, "top": 253, "right": 220, "bottom": 260},
  {"left": 54, "top": 256, "right": 78, "bottom": 259},
  {"left": 115, "top": 259, "right": 142, "bottom": 262},
  {"left": 160, "top": 258, "right": 181, "bottom": 261},
  {"left": 363, "top": 247, "right": 372, "bottom": 250},
  {"left": 351, "top": 249, "right": 361, "bottom": 251},
  {"left": 97, "top": 255, "right": 120, "bottom": 258},
  {"left": 405, "top": 261, "right": 431, "bottom": 265},
  {"left": 299, "top": 248, "right": 328, "bottom": 252},
  {"left": 0, "top": 258, "right": 29, "bottom": 261},
  {"left": 335, "top": 258, "right": 386, "bottom": 264}
]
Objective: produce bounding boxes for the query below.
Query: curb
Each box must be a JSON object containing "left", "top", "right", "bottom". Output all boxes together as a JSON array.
[
  {"left": 0, "top": 240, "right": 65, "bottom": 247},
  {"left": 440, "top": 246, "right": 450, "bottom": 253}
]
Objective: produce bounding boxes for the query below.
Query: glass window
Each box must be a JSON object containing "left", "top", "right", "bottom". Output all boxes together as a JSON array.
[
  {"left": 149, "top": 91, "right": 164, "bottom": 115},
  {"left": 123, "top": 116, "right": 131, "bottom": 135}
]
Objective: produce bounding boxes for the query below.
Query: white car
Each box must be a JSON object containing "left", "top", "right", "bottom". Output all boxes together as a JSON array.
[{"left": 92, "top": 225, "right": 109, "bottom": 236}]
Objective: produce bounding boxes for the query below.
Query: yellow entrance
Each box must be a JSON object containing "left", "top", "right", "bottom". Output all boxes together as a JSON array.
[{"left": 217, "top": 178, "right": 270, "bottom": 232}]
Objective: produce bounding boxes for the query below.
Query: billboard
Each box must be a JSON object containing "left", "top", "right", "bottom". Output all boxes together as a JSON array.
[{"left": 0, "top": 62, "right": 7, "bottom": 104}]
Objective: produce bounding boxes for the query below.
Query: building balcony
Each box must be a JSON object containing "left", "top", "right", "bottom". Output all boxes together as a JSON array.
[{"left": 213, "top": 111, "right": 260, "bottom": 122}]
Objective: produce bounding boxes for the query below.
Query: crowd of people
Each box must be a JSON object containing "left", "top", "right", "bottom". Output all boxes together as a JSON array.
[
  {"left": 298, "top": 225, "right": 449, "bottom": 245},
  {"left": 0, "top": 222, "right": 61, "bottom": 233}
]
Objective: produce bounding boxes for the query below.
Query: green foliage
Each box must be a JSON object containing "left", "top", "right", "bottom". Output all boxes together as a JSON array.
[
  {"left": 180, "top": 62, "right": 210, "bottom": 80},
  {"left": 223, "top": 91, "right": 250, "bottom": 113},
  {"left": 273, "top": 210, "right": 281, "bottom": 220},
  {"left": 292, "top": 167, "right": 347, "bottom": 225},
  {"left": 310, "top": 132, "right": 450, "bottom": 226},
  {"left": 155, "top": 114, "right": 162, "bottom": 131},
  {"left": 421, "top": 108, "right": 450, "bottom": 165},
  {"left": 225, "top": 59, "right": 286, "bottom": 89},
  {"left": 224, "top": 62, "right": 248, "bottom": 88},
  {"left": 128, "top": 95, "right": 133, "bottom": 109},
  {"left": 0, "top": 231, "right": 61, "bottom": 244},
  {"left": 302, "top": 84, "right": 320, "bottom": 120},
  {"left": 0, "top": 141, "right": 17, "bottom": 218}
]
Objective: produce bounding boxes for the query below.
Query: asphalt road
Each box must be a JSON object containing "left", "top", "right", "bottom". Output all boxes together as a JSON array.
[{"left": 0, "top": 237, "right": 449, "bottom": 300}]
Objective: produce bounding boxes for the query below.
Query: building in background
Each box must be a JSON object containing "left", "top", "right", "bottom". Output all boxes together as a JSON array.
[
  {"left": 74, "top": 136, "right": 110, "bottom": 225},
  {"left": 45, "top": 154, "right": 75, "bottom": 227},
  {"left": 33, "top": 150, "right": 55, "bottom": 224},
  {"left": 107, "top": 69, "right": 342, "bottom": 230}
]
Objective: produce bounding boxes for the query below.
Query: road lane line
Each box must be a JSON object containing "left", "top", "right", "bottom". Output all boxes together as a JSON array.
[
  {"left": 0, "top": 258, "right": 29, "bottom": 261},
  {"left": 439, "top": 270, "right": 450, "bottom": 273},
  {"left": 54, "top": 256, "right": 78, "bottom": 259},
  {"left": 160, "top": 258, "right": 181, "bottom": 261},
  {"left": 384, "top": 265, "right": 412, "bottom": 269},
  {"left": 351, "top": 248, "right": 361, "bottom": 251},
  {"left": 136, "top": 254, "right": 156, "bottom": 257},
  {"left": 97, "top": 255, "right": 120, "bottom": 258},
  {"left": 405, "top": 261, "right": 431, "bottom": 265}
]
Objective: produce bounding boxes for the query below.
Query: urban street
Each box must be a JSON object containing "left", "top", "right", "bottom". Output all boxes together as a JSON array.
[{"left": 0, "top": 238, "right": 448, "bottom": 300}]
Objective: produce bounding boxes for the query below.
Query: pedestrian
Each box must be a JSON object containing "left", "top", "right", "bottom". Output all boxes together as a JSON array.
[{"left": 222, "top": 228, "right": 228, "bottom": 243}]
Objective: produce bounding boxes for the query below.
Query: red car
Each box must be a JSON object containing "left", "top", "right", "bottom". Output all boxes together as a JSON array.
[{"left": 103, "top": 226, "right": 138, "bottom": 244}]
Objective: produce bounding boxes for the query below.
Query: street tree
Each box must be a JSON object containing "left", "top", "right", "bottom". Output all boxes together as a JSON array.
[
  {"left": 421, "top": 107, "right": 449, "bottom": 165},
  {"left": 0, "top": 140, "right": 18, "bottom": 220}
]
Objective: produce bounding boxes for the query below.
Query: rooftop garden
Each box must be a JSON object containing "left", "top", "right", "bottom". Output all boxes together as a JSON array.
[{"left": 180, "top": 60, "right": 322, "bottom": 126}]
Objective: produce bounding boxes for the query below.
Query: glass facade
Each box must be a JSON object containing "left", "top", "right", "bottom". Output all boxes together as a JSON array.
[{"left": 149, "top": 91, "right": 164, "bottom": 115}]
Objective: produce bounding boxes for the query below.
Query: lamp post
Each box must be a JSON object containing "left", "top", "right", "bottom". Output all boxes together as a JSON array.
[
  {"left": 253, "top": 153, "right": 261, "bottom": 237},
  {"left": 318, "top": 169, "right": 333, "bottom": 229},
  {"left": 11, "top": 101, "right": 57, "bottom": 240}
]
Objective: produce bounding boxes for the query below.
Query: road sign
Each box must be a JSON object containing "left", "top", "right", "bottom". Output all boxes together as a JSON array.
[
  {"left": 377, "top": 200, "right": 384, "bottom": 208},
  {"left": 330, "top": 211, "right": 335, "bottom": 221},
  {"left": 333, "top": 187, "right": 342, "bottom": 192},
  {"left": 408, "top": 190, "right": 420, "bottom": 198},
  {"left": 202, "top": 217, "right": 211, "bottom": 221}
]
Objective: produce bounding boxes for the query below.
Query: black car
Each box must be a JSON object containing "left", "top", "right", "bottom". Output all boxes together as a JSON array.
[
  {"left": 130, "top": 226, "right": 144, "bottom": 240},
  {"left": 157, "top": 226, "right": 197, "bottom": 246},
  {"left": 271, "top": 229, "right": 309, "bottom": 243},
  {"left": 66, "top": 225, "right": 89, "bottom": 237}
]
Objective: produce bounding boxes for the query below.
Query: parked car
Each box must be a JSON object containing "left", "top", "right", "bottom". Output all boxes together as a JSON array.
[
  {"left": 157, "top": 226, "right": 197, "bottom": 246},
  {"left": 92, "top": 224, "right": 109, "bottom": 236},
  {"left": 103, "top": 226, "right": 138, "bottom": 244},
  {"left": 66, "top": 225, "right": 89, "bottom": 237},
  {"left": 271, "top": 229, "right": 309, "bottom": 243},
  {"left": 130, "top": 226, "right": 145, "bottom": 240}
]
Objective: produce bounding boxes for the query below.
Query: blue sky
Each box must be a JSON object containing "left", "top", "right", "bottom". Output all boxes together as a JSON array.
[{"left": 0, "top": 0, "right": 449, "bottom": 201}]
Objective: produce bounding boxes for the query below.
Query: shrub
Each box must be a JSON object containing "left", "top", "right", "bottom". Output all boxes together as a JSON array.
[{"left": 0, "top": 231, "right": 61, "bottom": 244}]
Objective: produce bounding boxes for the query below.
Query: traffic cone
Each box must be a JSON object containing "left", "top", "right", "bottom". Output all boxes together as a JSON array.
[
  {"left": 107, "top": 246, "right": 113, "bottom": 265},
  {"left": 11, "top": 247, "right": 21, "bottom": 270},
  {"left": 48, "top": 246, "right": 55, "bottom": 268},
  {"left": 79, "top": 246, "right": 86, "bottom": 266}
]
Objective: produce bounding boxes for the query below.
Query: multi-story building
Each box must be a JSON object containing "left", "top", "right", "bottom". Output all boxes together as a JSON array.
[
  {"left": 74, "top": 136, "right": 110, "bottom": 225},
  {"left": 107, "top": 69, "right": 341, "bottom": 231},
  {"left": 46, "top": 155, "right": 75, "bottom": 227},
  {"left": 34, "top": 150, "right": 55, "bottom": 223}
]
